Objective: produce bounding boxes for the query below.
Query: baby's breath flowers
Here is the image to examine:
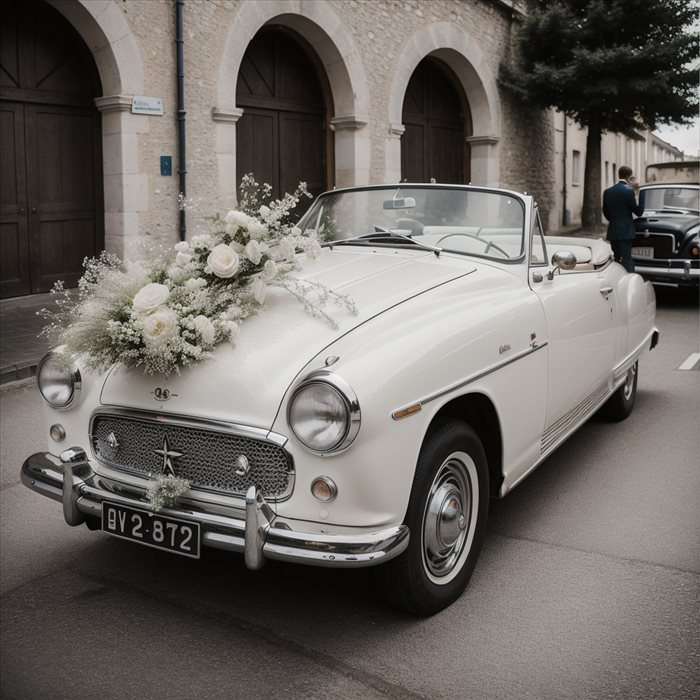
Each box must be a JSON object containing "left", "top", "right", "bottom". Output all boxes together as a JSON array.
[{"left": 41, "top": 176, "right": 356, "bottom": 377}]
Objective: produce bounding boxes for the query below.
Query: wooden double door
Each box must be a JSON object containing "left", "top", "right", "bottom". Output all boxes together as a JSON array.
[
  {"left": 402, "top": 57, "right": 471, "bottom": 184},
  {"left": 236, "top": 28, "right": 331, "bottom": 205},
  {"left": 1, "top": 0, "right": 103, "bottom": 298}
]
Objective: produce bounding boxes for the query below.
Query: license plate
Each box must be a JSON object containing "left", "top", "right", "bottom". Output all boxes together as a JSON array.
[
  {"left": 632, "top": 246, "right": 654, "bottom": 259},
  {"left": 102, "top": 502, "right": 200, "bottom": 558}
]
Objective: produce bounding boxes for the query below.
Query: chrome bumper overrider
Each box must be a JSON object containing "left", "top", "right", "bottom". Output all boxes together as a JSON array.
[{"left": 21, "top": 450, "right": 409, "bottom": 569}]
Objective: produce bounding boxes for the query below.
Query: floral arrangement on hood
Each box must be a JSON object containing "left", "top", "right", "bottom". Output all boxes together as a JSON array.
[{"left": 41, "top": 175, "right": 357, "bottom": 378}]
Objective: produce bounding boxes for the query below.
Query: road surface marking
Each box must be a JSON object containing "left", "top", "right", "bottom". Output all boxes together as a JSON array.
[{"left": 678, "top": 353, "right": 700, "bottom": 371}]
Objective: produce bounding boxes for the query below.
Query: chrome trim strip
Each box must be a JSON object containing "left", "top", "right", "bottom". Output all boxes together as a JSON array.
[
  {"left": 633, "top": 264, "right": 699, "bottom": 280},
  {"left": 393, "top": 342, "right": 548, "bottom": 416},
  {"left": 541, "top": 383, "right": 610, "bottom": 455},
  {"left": 21, "top": 452, "right": 409, "bottom": 569},
  {"left": 89, "top": 406, "right": 288, "bottom": 445},
  {"left": 613, "top": 328, "right": 658, "bottom": 381}
]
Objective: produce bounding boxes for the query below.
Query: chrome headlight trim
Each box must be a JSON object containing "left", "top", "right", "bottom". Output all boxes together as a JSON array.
[
  {"left": 36, "top": 351, "right": 82, "bottom": 410},
  {"left": 287, "top": 370, "right": 361, "bottom": 454}
]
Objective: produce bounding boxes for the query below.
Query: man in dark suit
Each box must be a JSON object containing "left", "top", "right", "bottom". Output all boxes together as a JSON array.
[{"left": 602, "top": 165, "right": 643, "bottom": 272}]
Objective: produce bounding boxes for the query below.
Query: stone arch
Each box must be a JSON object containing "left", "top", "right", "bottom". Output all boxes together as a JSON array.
[
  {"left": 387, "top": 22, "right": 501, "bottom": 186},
  {"left": 214, "top": 0, "right": 370, "bottom": 205},
  {"left": 46, "top": 0, "right": 146, "bottom": 258}
]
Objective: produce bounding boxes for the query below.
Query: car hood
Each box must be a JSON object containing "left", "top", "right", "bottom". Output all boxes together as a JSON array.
[
  {"left": 635, "top": 214, "right": 698, "bottom": 235},
  {"left": 100, "top": 248, "right": 477, "bottom": 429}
]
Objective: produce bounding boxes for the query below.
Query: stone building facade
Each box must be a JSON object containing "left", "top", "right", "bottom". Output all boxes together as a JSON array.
[
  {"left": 3, "top": 0, "right": 562, "bottom": 298},
  {"left": 553, "top": 116, "right": 685, "bottom": 228}
]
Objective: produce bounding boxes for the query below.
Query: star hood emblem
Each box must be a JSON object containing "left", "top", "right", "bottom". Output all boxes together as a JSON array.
[{"left": 153, "top": 435, "right": 183, "bottom": 477}]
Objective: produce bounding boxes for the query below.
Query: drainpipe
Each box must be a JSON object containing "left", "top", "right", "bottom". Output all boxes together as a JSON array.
[
  {"left": 176, "top": 0, "right": 186, "bottom": 241},
  {"left": 562, "top": 112, "right": 568, "bottom": 228}
]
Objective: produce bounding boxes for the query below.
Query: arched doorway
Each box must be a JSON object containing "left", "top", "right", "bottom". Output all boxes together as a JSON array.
[
  {"left": 401, "top": 57, "right": 471, "bottom": 184},
  {"left": 0, "top": 0, "right": 104, "bottom": 298},
  {"left": 236, "top": 27, "right": 332, "bottom": 204}
]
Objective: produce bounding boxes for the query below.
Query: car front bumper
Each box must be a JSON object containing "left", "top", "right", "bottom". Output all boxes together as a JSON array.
[
  {"left": 632, "top": 259, "right": 699, "bottom": 286},
  {"left": 21, "top": 450, "right": 409, "bottom": 569}
]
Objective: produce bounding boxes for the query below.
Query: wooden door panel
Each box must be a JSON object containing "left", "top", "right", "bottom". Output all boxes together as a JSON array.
[
  {"left": 401, "top": 58, "right": 467, "bottom": 185},
  {"left": 401, "top": 122, "right": 426, "bottom": 182},
  {"left": 26, "top": 104, "right": 100, "bottom": 292},
  {"left": 236, "top": 28, "right": 329, "bottom": 201},
  {"left": 430, "top": 124, "right": 464, "bottom": 183},
  {"left": 0, "top": 102, "right": 30, "bottom": 297},
  {"left": 36, "top": 218, "right": 91, "bottom": 288},
  {"left": 279, "top": 112, "right": 325, "bottom": 199},
  {"left": 0, "top": 0, "right": 103, "bottom": 298},
  {"left": 236, "top": 108, "right": 279, "bottom": 194}
]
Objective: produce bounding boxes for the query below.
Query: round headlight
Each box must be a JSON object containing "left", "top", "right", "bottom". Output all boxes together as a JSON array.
[
  {"left": 288, "top": 373, "right": 360, "bottom": 453},
  {"left": 37, "top": 352, "right": 81, "bottom": 409}
]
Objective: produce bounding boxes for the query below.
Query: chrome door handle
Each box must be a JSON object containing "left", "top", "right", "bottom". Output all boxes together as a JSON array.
[{"left": 600, "top": 286, "right": 613, "bottom": 299}]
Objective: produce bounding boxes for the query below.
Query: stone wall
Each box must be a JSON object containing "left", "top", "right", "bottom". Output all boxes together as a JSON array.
[{"left": 55, "top": 0, "right": 558, "bottom": 253}]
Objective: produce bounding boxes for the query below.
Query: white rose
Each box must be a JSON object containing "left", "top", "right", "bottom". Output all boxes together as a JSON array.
[
  {"left": 191, "top": 234, "right": 214, "bottom": 250},
  {"left": 141, "top": 307, "right": 179, "bottom": 347},
  {"left": 246, "top": 219, "right": 267, "bottom": 240},
  {"left": 259, "top": 205, "right": 271, "bottom": 219},
  {"left": 176, "top": 252, "right": 192, "bottom": 266},
  {"left": 222, "top": 320, "right": 239, "bottom": 346},
  {"left": 167, "top": 265, "right": 185, "bottom": 283},
  {"left": 290, "top": 226, "right": 302, "bottom": 237},
  {"left": 193, "top": 315, "right": 216, "bottom": 345},
  {"left": 132, "top": 283, "right": 170, "bottom": 315},
  {"left": 251, "top": 276, "right": 267, "bottom": 305},
  {"left": 230, "top": 240, "right": 244, "bottom": 253},
  {"left": 225, "top": 210, "right": 251, "bottom": 228},
  {"left": 278, "top": 237, "right": 296, "bottom": 263},
  {"left": 185, "top": 277, "right": 207, "bottom": 290},
  {"left": 207, "top": 244, "right": 240, "bottom": 278},
  {"left": 244, "top": 239, "right": 263, "bottom": 265},
  {"left": 303, "top": 238, "right": 322, "bottom": 261},
  {"left": 262, "top": 259, "right": 278, "bottom": 281},
  {"left": 175, "top": 241, "right": 190, "bottom": 252}
]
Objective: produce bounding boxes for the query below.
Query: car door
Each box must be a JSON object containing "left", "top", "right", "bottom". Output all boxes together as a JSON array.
[{"left": 529, "top": 215, "right": 620, "bottom": 434}]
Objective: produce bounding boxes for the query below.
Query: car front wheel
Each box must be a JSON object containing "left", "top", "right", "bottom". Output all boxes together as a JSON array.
[
  {"left": 376, "top": 419, "right": 489, "bottom": 616},
  {"left": 599, "top": 361, "right": 638, "bottom": 422}
]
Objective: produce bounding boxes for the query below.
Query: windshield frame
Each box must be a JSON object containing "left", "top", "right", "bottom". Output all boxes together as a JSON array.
[{"left": 296, "top": 184, "right": 528, "bottom": 264}]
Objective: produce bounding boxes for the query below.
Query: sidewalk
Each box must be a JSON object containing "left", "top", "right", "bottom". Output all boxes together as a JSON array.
[{"left": 0, "top": 293, "right": 53, "bottom": 385}]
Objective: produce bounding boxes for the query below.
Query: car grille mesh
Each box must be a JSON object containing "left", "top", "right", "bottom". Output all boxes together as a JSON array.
[
  {"left": 634, "top": 233, "right": 675, "bottom": 258},
  {"left": 90, "top": 414, "right": 292, "bottom": 499}
]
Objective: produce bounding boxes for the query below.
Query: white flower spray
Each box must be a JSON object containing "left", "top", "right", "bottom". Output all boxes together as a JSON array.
[{"left": 40, "top": 175, "right": 357, "bottom": 378}]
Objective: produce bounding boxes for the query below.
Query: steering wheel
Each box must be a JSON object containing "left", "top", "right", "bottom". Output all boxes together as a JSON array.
[{"left": 436, "top": 232, "right": 510, "bottom": 258}]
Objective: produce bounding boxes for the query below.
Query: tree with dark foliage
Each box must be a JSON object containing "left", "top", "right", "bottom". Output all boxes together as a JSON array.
[{"left": 501, "top": 0, "right": 699, "bottom": 228}]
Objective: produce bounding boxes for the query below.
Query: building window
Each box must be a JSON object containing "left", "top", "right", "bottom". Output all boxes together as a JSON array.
[{"left": 572, "top": 150, "right": 581, "bottom": 186}]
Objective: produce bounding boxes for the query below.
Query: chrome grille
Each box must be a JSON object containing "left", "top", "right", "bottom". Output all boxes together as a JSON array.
[{"left": 90, "top": 412, "right": 293, "bottom": 500}]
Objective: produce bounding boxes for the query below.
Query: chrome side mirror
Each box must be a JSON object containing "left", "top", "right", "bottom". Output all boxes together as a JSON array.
[{"left": 547, "top": 250, "right": 577, "bottom": 280}]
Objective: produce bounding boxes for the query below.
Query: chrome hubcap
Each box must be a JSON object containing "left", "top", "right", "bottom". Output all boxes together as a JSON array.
[{"left": 422, "top": 455, "right": 473, "bottom": 578}]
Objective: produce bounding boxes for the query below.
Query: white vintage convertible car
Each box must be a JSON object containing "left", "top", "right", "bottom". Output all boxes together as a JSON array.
[{"left": 22, "top": 184, "right": 658, "bottom": 616}]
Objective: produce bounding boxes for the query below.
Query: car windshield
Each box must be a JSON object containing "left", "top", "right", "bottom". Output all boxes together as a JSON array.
[
  {"left": 297, "top": 186, "right": 525, "bottom": 260},
  {"left": 641, "top": 186, "right": 700, "bottom": 215}
]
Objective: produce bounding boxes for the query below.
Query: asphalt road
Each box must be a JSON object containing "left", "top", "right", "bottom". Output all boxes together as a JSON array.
[{"left": 1, "top": 288, "right": 698, "bottom": 700}]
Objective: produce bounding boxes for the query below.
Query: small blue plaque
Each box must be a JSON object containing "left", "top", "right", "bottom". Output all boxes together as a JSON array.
[{"left": 160, "top": 156, "right": 172, "bottom": 176}]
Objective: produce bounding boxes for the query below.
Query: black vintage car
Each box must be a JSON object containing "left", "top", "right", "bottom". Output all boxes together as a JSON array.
[{"left": 632, "top": 163, "right": 699, "bottom": 287}]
